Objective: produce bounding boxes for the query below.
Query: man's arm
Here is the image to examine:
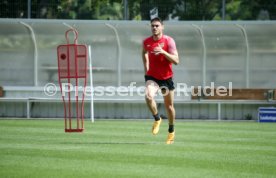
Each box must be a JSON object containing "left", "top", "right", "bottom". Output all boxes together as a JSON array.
[
  {"left": 153, "top": 38, "right": 179, "bottom": 65},
  {"left": 157, "top": 48, "right": 179, "bottom": 65},
  {"left": 142, "top": 47, "right": 149, "bottom": 74}
]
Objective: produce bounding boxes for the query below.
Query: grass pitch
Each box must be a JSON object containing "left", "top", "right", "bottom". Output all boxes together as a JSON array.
[{"left": 0, "top": 119, "right": 276, "bottom": 178}]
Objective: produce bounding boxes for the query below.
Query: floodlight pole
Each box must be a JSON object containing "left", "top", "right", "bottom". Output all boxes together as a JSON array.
[
  {"left": 222, "top": 0, "right": 226, "bottom": 20},
  {"left": 123, "top": 0, "right": 128, "bottom": 20},
  {"left": 28, "top": 0, "right": 31, "bottom": 19}
]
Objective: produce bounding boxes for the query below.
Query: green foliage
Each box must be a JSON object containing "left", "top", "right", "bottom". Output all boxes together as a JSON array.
[
  {"left": 140, "top": 0, "right": 176, "bottom": 20},
  {"left": 128, "top": 0, "right": 142, "bottom": 20},
  {"left": 97, "top": 2, "right": 123, "bottom": 20},
  {"left": 171, "top": 0, "right": 276, "bottom": 20},
  {"left": 240, "top": 0, "right": 276, "bottom": 20},
  {"left": 0, "top": 0, "right": 275, "bottom": 20},
  {"left": 173, "top": 0, "right": 221, "bottom": 20}
]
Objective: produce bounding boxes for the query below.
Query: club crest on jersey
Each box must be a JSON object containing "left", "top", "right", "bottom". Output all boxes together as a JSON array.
[{"left": 159, "top": 43, "right": 164, "bottom": 48}]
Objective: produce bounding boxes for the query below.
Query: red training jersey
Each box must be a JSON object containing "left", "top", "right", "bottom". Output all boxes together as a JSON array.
[{"left": 143, "top": 35, "right": 177, "bottom": 80}]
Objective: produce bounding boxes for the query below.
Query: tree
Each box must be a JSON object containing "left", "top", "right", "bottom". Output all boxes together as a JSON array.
[
  {"left": 171, "top": 0, "right": 276, "bottom": 21},
  {"left": 94, "top": 0, "right": 123, "bottom": 20},
  {"left": 1, "top": 0, "right": 275, "bottom": 20},
  {"left": 0, "top": 0, "right": 27, "bottom": 18},
  {"left": 32, "top": 0, "right": 60, "bottom": 19},
  {"left": 128, "top": 0, "right": 142, "bottom": 20},
  {"left": 56, "top": 0, "right": 123, "bottom": 20},
  {"left": 240, "top": 0, "right": 276, "bottom": 20},
  {"left": 57, "top": 0, "right": 89, "bottom": 19},
  {"left": 140, "top": 0, "right": 177, "bottom": 20},
  {"left": 172, "top": 0, "right": 221, "bottom": 20}
]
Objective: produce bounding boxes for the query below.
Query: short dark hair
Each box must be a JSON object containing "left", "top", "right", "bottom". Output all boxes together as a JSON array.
[{"left": 150, "top": 17, "right": 163, "bottom": 24}]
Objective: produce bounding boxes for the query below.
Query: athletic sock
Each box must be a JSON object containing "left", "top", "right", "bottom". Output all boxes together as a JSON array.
[
  {"left": 153, "top": 114, "right": 160, "bottom": 121},
  {"left": 168, "top": 124, "right": 174, "bottom": 133}
]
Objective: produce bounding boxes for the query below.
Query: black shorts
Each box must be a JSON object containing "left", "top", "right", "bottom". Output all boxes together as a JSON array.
[{"left": 145, "top": 75, "right": 175, "bottom": 91}]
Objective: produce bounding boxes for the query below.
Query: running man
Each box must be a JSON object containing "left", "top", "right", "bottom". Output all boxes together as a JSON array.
[{"left": 142, "top": 17, "right": 179, "bottom": 144}]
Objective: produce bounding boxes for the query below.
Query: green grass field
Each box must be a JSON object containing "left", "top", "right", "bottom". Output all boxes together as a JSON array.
[{"left": 0, "top": 119, "right": 276, "bottom": 178}]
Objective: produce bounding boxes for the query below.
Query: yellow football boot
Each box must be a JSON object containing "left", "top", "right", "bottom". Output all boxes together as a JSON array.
[
  {"left": 166, "top": 132, "right": 175, "bottom": 144},
  {"left": 152, "top": 118, "right": 162, "bottom": 135}
]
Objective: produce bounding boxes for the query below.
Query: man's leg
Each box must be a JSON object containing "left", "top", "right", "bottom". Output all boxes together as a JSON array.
[
  {"left": 145, "top": 80, "right": 159, "bottom": 115},
  {"left": 163, "top": 90, "right": 175, "bottom": 144},
  {"left": 145, "top": 80, "right": 161, "bottom": 135}
]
